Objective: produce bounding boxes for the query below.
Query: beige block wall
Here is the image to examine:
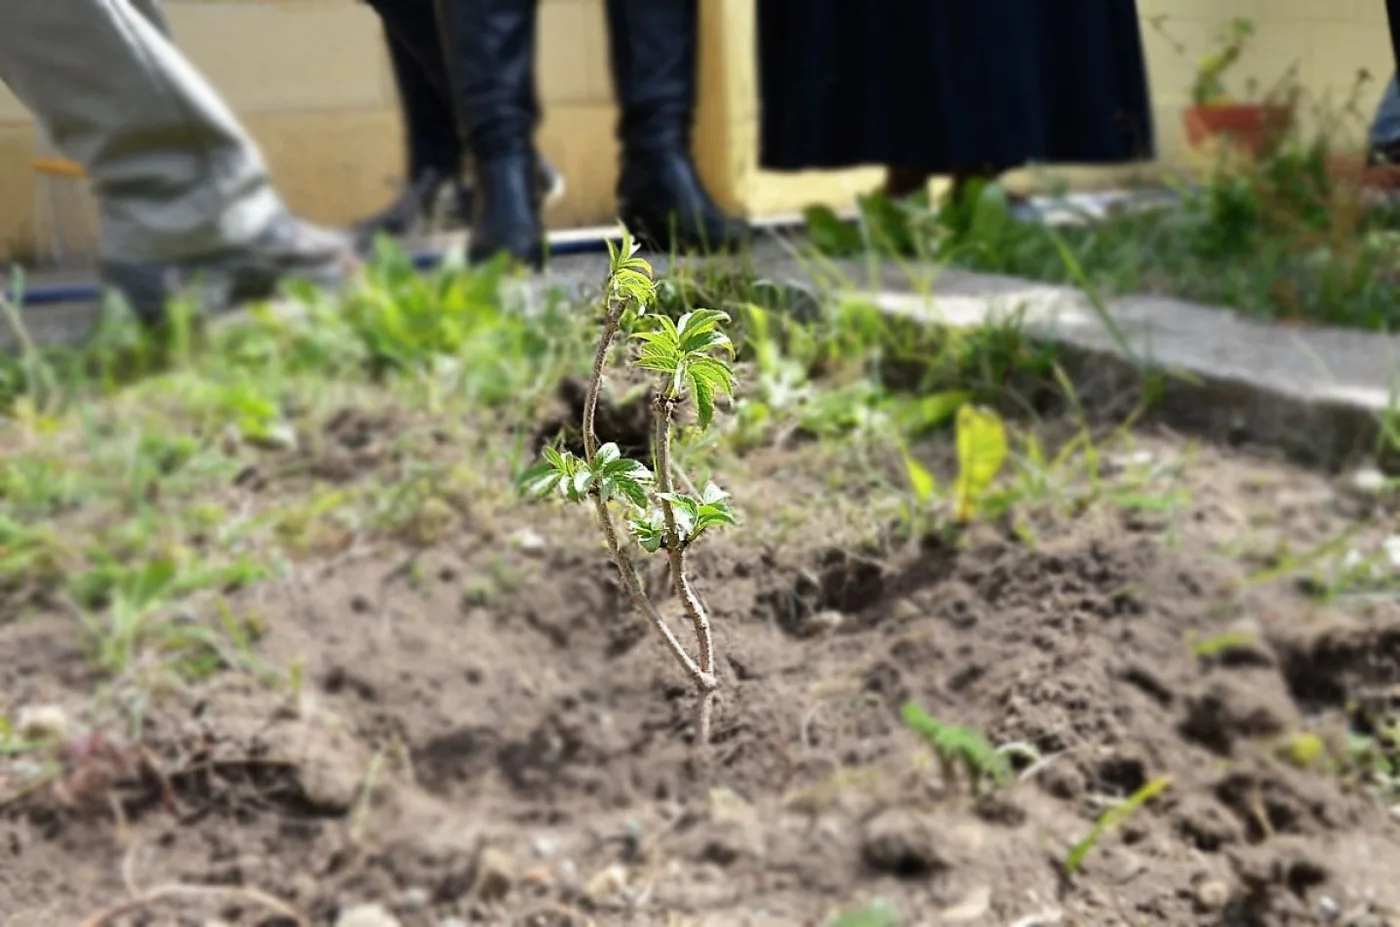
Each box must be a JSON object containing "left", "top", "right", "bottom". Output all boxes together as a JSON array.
[
  {"left": 0, "top": 0, "right": 623, "bottom": 262},
  {"left": 0, "top": 0, "right": 1394, "bottom": 262}
]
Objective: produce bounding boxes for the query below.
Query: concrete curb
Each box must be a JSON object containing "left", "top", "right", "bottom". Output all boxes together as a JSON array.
[{"left": 860, "top": 280, "right": 1400, "bottom": 470}]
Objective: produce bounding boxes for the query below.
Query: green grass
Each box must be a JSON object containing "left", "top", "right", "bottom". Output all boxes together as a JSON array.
[
  {"left": 806, "top": 135, "right": 1400, "bottom": 332},
  {"left": 0, "top": 241, "right": 595, "bottom": 731}
]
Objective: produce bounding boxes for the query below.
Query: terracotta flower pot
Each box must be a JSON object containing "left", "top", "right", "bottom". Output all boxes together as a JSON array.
[{"left": 1182, "top": 104, "right": 1294, "bottom": 157}]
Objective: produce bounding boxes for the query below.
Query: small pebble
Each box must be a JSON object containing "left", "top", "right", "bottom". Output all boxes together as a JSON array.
[
  {"left": 890, "top": 598, "right": 922, "bottom": 622},
  {"left": 1351, "top": 467, "right": 1388, "bottom": 495},
  {"left": 583, "top": 863, "right": 630, "bottom": 904},
  {"left": 941, "top": 885, "right": 992, "bottom": 922},
  {"left": 1193, "top": 878, "right": 1231, "bottom": 913},
  {"left": 397, "top": 887, "right": 430, "bottom": 911},
  {"left": 335, "top": 903, "right": 401, "bottom": 927},
  {"left": 513, "top": 529, "right": 547, "bottom": 555},
  {"left": 16, "top": 704, "right": 69, "bottom": 740},
  {"left": 473, "top": 847, "right": 516, "bottom": 902},
  {"left": 801, "top": 609, "right": 845, "bottom": 638}
]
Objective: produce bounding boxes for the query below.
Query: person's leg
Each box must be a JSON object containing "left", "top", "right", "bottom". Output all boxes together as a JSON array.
[
  {"left": 884, "top": 168, "right": 932, "bottom": 200},
  {"left": 604, "top": 0, "right": 748, "bottom": 252},
  {"left": 1369, "top": 74, "right": 1400, "bottom": 165},
  {"left": 0, "top": 0, "right": 349, "bottom": 319},
  {"left": 1390, "top": 0, "right": 1400, "bottom": 80},
  {"left": 391, "top": 27, "right": 463, "bottom": 180},
  {"left": 355, "top": 21, "right": 467, "bottom": 244},
  {"left": 432, "top": 0, "right": 547, "bottom": 266}
]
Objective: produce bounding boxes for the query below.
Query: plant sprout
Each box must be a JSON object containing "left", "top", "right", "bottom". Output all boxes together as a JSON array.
[{"left": 521, "top": 229, "right": 738, "bottom": 744}]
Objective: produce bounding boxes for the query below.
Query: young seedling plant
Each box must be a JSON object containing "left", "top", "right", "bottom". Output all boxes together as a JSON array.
[{"left": 522, "top": 230, "right": 737, "bottom": 744}]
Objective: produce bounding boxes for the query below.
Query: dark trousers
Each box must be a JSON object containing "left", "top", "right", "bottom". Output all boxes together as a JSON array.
[
  {"left": 367, "top": 0, "right": 695, "bottom": 161},
  {"left": 1391, "top": 0, "right": 1400, "bottom": 75},
  {"left": 382, "top": 22, "right": 461, "bottom": 177}
]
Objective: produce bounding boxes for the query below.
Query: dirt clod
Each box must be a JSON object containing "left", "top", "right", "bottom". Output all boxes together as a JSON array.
[
  {"left": 860, "top": 809, "right": 949, "bottom": 878},
  {"left": 1179, "top": 671, "right": 1301, "bottom": 756},
  {"left": 1192, "top": 874, "right": 1232, "bottom": 913},
  {"left": 472, "top": 847, "right": 517, "bottom": 903}
]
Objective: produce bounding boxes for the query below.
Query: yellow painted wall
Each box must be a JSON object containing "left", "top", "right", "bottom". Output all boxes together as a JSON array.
[
  {"left": 0, "top": 0, "right": 1395, "bottom": 262},
  {"left": 704, "top": 0, "right": 1397, "bottom": 215}
]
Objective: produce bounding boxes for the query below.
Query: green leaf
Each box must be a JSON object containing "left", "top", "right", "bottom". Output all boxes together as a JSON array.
[
  {"left": 676, "top": 309, "right": 734, "bottom": 356},
  {"left": 660, "top": 492, "right": 700, "bottom": 519},
  {"left": 900, "top": 444, "right": 937, "bottom": 505},
  {"left": 701, "top": 482, "right": 728, "bottom": 505},
  {"left": 894, "top": 390, "right": 971, "bottom": 436},
  {"left": 607, "top": 230, "right": 656, "bottom": 310},
  {"left": 519, "top": 461, "right": 562, "bottom": 499},
  {"left": 829, "top": 898, "right": 901, "bottom": 927},
  {"left": 659, "top": 492, "right": 700, "bottom": 538},
  {"left": 657, "top": 488, "right": 736, "bottom": 541},
  {"left": 954, "top": 405, "right": 1009, "bottom": 523},
  {"left": 968, "top": 181, "right": 1014, "bottom": 246},
  {"left": 629, "top": 510, "right": 666, "bottom": 553},
  {"left": 695, "top": 501, "right": 737, "bottom": 533},
  {"left": 570, "top": 467, "right": 593, "bottom": 500},
  {"left": 606, "top": 474, "right": 649, "bottom": 509},
  {"left": 635, "top": 350, "right": 680, "bottom": 378},
  {"left": 691, "top": 377, "right": 715, "bottom": 429},
  {"left": 687, "top": 356, "right": 735, "bottom": 395},
  {"left": 803, "top": 203, "right": 864, "bottom": 257},
  {"left": 590, "top": 448, "right": 653, "bottom": 509},
  {"left": 901, "top": 702, "right": 1011, "bottom": 796},
  {"left": 1065, "top": 777, "right": 1172, "bottom": 874}
]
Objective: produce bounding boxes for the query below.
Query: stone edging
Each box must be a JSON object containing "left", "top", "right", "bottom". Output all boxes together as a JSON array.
[{"left": 857, "top": 277, "right": 1400, "bottom": 471}]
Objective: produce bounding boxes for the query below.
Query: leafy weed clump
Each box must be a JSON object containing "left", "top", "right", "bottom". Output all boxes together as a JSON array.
[{"left": 901, "top": 701, "right": 1012, "bottom": 798}]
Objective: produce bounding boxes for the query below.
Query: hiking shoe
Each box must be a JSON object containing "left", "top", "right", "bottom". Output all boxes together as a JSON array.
[{"left": 100, "top": 212, "right": 356, "bottom": 324}]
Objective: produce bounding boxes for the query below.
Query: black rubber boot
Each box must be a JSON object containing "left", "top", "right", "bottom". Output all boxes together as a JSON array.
[
  {"left": 434, "top": 0, "right": 546, "bottom": 268},
  {"left": 605, "top": 0, "right": 749, "bottom": 253},
  {"left": 354, "top": 168, "right": 468, "bottom": 251}
]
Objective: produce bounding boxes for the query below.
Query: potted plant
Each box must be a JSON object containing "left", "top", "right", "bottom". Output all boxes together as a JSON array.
[{"left": 1156, "top": 17, "right": 1297, "bottom": 157}]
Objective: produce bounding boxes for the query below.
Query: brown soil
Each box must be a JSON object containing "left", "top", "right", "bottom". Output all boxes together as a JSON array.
[{"left": 3, "top": 415, "right": 1400, "bottom": 926}]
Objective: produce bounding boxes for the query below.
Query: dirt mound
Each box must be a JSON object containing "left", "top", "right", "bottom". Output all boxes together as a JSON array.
[{"left": 4, "top": 447, "right": 1400, "bottom": 925}]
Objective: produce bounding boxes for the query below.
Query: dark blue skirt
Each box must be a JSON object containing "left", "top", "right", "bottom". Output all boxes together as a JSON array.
[{"left": 757, "top": 0, "right": 1155, "bottom": 172}]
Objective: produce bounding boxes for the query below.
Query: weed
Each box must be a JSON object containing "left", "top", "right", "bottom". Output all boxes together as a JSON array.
[
  {"left": 952, "top": 404, "right": 1009, "bottom": 524},
  {"left": 806, "top": 97, "right": 1400, "bottom": 332},
  {"left": 829, "top": 898, "right": 901, "bottom": 927},
  {"left": 1187, "top": 630, "right": 1260, "bottom": 660},
  {"left": 901, "top": 701, "right": 1011, "bottom": 797},
  {"left": 1064, "top": 776, "right": 1171, "bottom": 874},
  {"left": 523, "top": 230, "right": 739, "bottom": 745},
  {"left": 1149, "top": 16, "right": 1264, "bottom": 108},
  {"left": 1274, "top": 731, "right": 1330, "bottom": 771}
]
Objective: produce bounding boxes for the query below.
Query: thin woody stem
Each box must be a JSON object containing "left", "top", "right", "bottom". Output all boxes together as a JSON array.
[
  {"left": 583, "top": 292, "right": 715, "bottom": 698},
  {"left": 590, "top": 495, "right": 715, "bottom": 690},
  {"left": 582, "top": 304, "right": 620, "bottom": 465},
  {"left": 654, "top": 396, "right": 718, "bottom": 744}
]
